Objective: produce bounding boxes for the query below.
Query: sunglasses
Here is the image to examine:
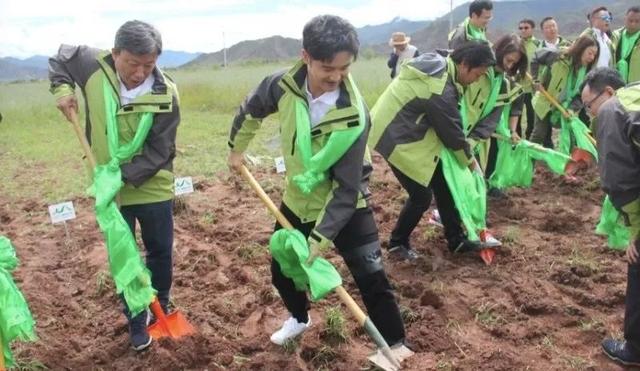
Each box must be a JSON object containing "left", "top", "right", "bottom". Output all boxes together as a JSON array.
[{"left": 600, "top": 14, "right": 612, "bottom": 22}]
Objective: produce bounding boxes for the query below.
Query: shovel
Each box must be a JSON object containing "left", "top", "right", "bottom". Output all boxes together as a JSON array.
[
  {"left": 239, "top": 164, "right": 412, "bottom": 370},
  {"left": 66, "top": 110, "right": 195, "bottom": 340}
]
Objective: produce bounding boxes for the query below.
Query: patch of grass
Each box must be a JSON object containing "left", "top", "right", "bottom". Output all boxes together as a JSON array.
[
  {"left": 12, "top": 358, "right": 48, "bottom": 371},
  {"left": 502, "top": 226, "right": 521, "bottom": 244},
  {"left": 567, "top": 247, "right": 600, "bottom": 274},
  {"left": 236, "top": 242, "right": 265, "bottom": 260},
  {"left": 540, "top": 335, "right": 555, "bottom": 350},
  {"left": 232, "top": 354, "right": 251, "bottom": 366},
  {"left": 94, "top": 270, "right": 112, "bottom": 296},
  {"left": 579, "top": 318, "right": 604, "bottom": 332},
  {"left": 310, "top": 345, "right": 338, "bottom": 369},
  {"left": 436, "top": 359, "right": 454, "bottom": 371},
  {"left": 200, "top": 211, "right": 217, "bottom": 225},
  {"left": 323, "top": 306, "right": 349, "bottom": 344},
  {"left": 473, "top": 301, "right": 504, "bottom": 329},
  {"left": 561, "top": 355, "right": 593, "bottom": 370},
  {"left": 400, "top": 305, "right": 420, "bottom": 325},
  {"left": 422, "top": 224, "right": 439, "bottom": 241},
  {"left": 446, "top": 319, "right": 462, "bottom": 336},
  {"left": 281, "top": 338, "right": 298, "bottom": 354}
]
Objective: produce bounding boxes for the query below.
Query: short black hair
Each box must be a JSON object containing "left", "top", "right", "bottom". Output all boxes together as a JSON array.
[
  {"left": 540, "top": 16, "right": 555, "bottom": 29},
  {"left": 628, "top": 6, "right": 640, "bottom": 14},
  {"left": 469, "top": 0, "right": 493, "bottom": 17},
  {"left": 581, "top": 67, "right": 625, "bottom": 94},
  {"left": 588, "top": 6, "right": 609, "bottom": 20},
  {"left": 451, "top": 40, "right": 496, "bottom": 69},
  {"left": 519, "top": 19, "right": 535, "bottom": 28},
  {"left": 302, "top": 15, "right": 359, "bottom": 62}
]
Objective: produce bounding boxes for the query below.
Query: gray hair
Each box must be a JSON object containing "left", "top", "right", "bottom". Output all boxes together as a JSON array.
[{"left": 114, "top": 20, "right": 162, "bottom": 55}]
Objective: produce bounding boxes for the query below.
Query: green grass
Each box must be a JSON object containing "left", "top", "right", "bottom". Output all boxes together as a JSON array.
[{"left": 0, "top": 57, "right": 390, "bottom": 202}]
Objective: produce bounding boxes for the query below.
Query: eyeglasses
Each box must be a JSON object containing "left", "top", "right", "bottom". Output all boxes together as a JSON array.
[
  {"left": 519, "top": 26, "right": 531, "bottom": 30},
  {"left": 585, "top": 90, "right": 605, "bottom": 111}
]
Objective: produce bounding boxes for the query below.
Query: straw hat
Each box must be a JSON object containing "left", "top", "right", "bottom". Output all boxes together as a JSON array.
[{"left": 389, "top": 32, "right": 410, "bottom": 47}]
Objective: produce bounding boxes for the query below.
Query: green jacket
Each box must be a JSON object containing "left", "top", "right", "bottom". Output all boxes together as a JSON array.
[
  {"left": 531, "top": 48, "right": 585, "bottom": 120},
  {"left": 448, "top": 17, "right": 488, "bottom": 50},
  {"left": 49, "top": 45, "right": 180, "bottom": 206},
  {"left": 595, "top": 82, "right": 640, "bottom": 237},
  {"left": 613, "top": 28, "right": 640, "bottom": 84},
  {"left": 521, "top": 37, "right": 540, "bottom": 93},
  {"left": 369, "top": 52, "right": 474, "bottom": 187},
  {"left": 228, "top": 61, "right": 371, "bottom": 243}
]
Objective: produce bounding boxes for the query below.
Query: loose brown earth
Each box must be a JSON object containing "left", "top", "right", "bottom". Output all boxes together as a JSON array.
[{"left": 1, "top": 156, "right": 632, "bottom": 370}]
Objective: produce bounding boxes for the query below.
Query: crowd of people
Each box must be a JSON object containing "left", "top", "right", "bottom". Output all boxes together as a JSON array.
[{"left": 47, "top": 0, "right": 640, "bottom": 368}]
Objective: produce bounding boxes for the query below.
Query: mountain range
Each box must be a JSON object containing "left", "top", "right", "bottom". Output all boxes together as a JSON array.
[{"left": 2, "top": 0, "right": 638, "bottom": 80}]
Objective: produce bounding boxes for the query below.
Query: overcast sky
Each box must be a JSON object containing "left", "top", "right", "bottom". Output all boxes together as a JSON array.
[{"left": 0, "top": 0, "right": 470, "bottom": 58}]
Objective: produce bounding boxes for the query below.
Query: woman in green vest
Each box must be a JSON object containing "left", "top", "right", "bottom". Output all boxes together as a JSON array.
[{"left": 530, "top": 36, "right": 599, "bottom": 148}]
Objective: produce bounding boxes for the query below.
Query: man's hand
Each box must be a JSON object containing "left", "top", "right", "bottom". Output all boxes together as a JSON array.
[
  {"left": 305, "top": 236, "right": 331, "bottom": 266},
  {"left": 469, "top": 158, "right": 484, "bottom": 176},
  {"left": 227, "top": 150, "right": 245, "bottom": 173},
  {"left": 533, "top": 82, "right": 542, "bottom": 92},
  {"left": 627, "top": 240, "right": 640, "bottom": 264},
  {"left": 56, "top": 95, "right": 79, "bottom": 123},
  {"left": 510, "top": 131, "right": 521, "bottom": 144},
  {"left": 563, "top": 109, "right": 575, "bottom": 119}
]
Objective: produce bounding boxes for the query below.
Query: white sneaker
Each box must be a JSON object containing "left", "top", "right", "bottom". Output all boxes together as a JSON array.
[{"left": 270, "top": 316, "right": 311, "bottom": 345}]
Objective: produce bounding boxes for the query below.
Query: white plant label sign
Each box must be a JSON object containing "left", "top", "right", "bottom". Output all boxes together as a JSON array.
[
  {"left": 175, "top": 177, "right": 195, "bottom": 196},
  {"left": 275, "top": 156, "right": 286, "bottom": 173},
  {"left": 49, "top": 201, "right": 76, "bottom": 224}
]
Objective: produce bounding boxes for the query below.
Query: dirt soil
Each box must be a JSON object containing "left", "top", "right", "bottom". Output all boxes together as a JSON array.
[{"left": 1, "top": 156, "right": 632, "bottom": 370}]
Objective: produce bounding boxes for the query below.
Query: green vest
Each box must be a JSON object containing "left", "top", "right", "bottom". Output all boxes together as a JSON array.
[
  {"left": 613, "top": 28, "right": 640, "bottom": 84},
  {"left": 275, "top": 63, "right": 369, "bottom": 223},
  {"left": 370, "top": 57, "right": 468, "bottom": 186},
  {"left": 532, "top": 56, "right": 572, "bottom": 119},
  {"left": 88, "top": 52, "right": 177, "bottom": 206},
  {"left": 522, "top": 37, "right": 540, "bottom": 92}
]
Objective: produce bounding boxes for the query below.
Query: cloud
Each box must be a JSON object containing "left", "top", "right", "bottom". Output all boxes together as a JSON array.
[{"left": 1, "top": 0, "right": 466, "bottom": 58}]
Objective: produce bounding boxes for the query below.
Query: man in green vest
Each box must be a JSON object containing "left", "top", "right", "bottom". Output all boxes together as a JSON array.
[
  {"left": 581, "top": 67, "right": 640, "bottom": 368},
  {"left": 369, "top": 41, "right": 496, "bottom": 260},
  {"left": 539, "top": 17, "right": 572, "bottom": 50},
  {"left": 613, "top": 6, "right": 640, "bottom": 83},
  {"left": 227, "top": 15, "right": 406, "bottom": 348},
  {"left": 517, "top": 19, "right": 540, "bottom": 139},
  {"left": 449, "top": 0, "right": 493, "bottom": 50},
  {"left": 49, "top": 20, "right": 180, "bottom": 351}
]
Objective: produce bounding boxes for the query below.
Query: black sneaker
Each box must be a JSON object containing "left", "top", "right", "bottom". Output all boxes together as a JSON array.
[
  {"left": 388, "top": 244, "right": 419, "bottom": 261},
  {"left": 488, "top": 187, "right": 508, "bottom": 199},
  {"left": 129, "top": 310, "right": 152, "bottom": 351},
  {"left": 602, "top": 338, "right": 640, "bottom": 366},
  {"left": 448, "top": 239, "right": 481, "bottom": 253}
]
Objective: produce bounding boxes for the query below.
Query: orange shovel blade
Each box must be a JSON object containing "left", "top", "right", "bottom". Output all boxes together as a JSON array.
[
  {"left": 570, "top": 148, "right": 594, "bottom": 164},
  {"left": 148, "top": 310, "right": 196, "bottom": 339},
  {"left": 479, "top": 248, "right": 496, "bottom": 265}
]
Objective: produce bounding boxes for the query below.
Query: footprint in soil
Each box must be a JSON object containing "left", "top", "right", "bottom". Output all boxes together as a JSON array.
[{"left": 419, "top": 289, "right": 444, "bottom": 309}]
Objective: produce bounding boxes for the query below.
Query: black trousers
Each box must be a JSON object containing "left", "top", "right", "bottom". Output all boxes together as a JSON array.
[
  {"left": 272, "top": 204, "right": 405, "bottom": 345},
  {"left": 516, "top": 93, "right": 535, "bottom": 139},
  {"left": 485, "top": 136, "right": 499, "bottom": 181},
  {"left": 626, "top": 259, "right": 640, "bottom": 353},
  {"left": 389, "top": 162, "right": 465, "bottom": 249},
  {"left": 120, "top": 200, "right": 174, "bottom": 319}
]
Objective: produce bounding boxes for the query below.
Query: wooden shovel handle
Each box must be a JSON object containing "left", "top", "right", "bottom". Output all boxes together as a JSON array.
[{"left": 68, "top": 110, "right": 97, "bottom": 169}]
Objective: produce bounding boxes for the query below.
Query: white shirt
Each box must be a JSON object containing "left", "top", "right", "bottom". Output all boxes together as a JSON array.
[
  {"left": 543, "top": 38, "right": 559, "bottom": 50},
  {"left": 394, "top": 44, "right": 418, "bottom": 78},
  {"left": 118, "top": 73, "right": 155, "bottom": 105},
  {"left": 593, "top": 28, "right": 612, "bottom": 68},
  {"left": 305, "top": 80, "right": 340, "bottom": 127}
]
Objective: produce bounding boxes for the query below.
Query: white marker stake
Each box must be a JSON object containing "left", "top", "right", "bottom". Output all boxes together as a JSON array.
[
  {"left": 174, "top": 177, "right": 194, "bottom": 196},
  {"left": 274, "top": 156, "right": 286, "bottom": 174},
  {"left": 49, "top": 201, "right": 76, "bottom": 244}
]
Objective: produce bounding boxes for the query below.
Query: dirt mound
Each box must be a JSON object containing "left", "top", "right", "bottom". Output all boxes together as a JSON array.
[{"left": 1, "top": 162, "right": 629, "bottom": 369}]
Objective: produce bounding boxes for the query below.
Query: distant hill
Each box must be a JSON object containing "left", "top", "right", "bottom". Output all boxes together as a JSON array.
[
  {"left": 158, "top": 51, "right": 201, "bottom": 68},
  {"left": 183, "top": 35, "right": 301, "bottom": 68},
  {"left": 0, "top": 50, "right": 200, "bottom": 82},
  {"left": 357, "top": 17, "right": 430, "bottom": 46},
  {"left": 409, "top": 0, "right": 636, "bottom": 53},
  {"left": 0, "top": 57, "right": 47, "bottom": 82}
]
